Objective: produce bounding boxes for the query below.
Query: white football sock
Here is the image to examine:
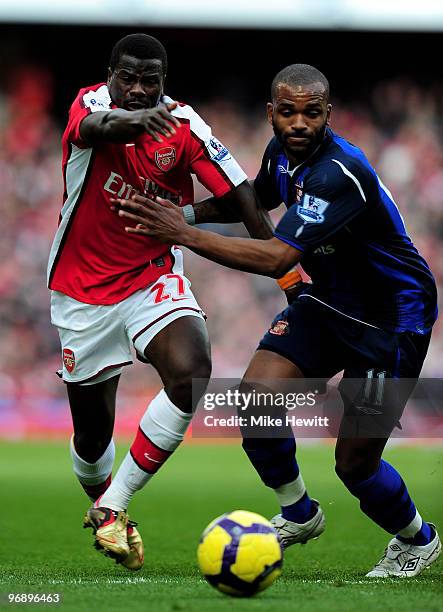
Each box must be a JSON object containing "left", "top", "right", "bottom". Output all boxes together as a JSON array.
[
  {"left": 70, "top": 436, "right": 115, "bottom": 500},
  {"left": 99, "top": 389, "right": 192, "bottom": 511},
  {"left": 274, "top": 473, "right": 307, "bottom": 507},
  {"left": 397, "top": 510, "right": 423, "bottom": 538}
]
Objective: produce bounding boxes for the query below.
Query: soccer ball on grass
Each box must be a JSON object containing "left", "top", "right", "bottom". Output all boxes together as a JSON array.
[{"left": 197, "top": 510, "right": 283, "bottom": 597}]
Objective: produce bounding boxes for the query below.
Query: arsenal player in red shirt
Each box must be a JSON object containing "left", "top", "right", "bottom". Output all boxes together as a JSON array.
[{"left": 49, "top": 33, "right": 301, "bottom": 570}]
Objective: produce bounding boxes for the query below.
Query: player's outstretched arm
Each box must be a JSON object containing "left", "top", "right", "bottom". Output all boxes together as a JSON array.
[
  {"left": 193, "top": 180, "right": 274, "bottom": 240},
  {"left": 79, "top": 103, "right": 181, "bottom": 145},
  {"left": 111, "top": 194, "right": 301, "bottom": 278},
  {"left": 192, "top": 180, "right": 304, "bottom": 299}
]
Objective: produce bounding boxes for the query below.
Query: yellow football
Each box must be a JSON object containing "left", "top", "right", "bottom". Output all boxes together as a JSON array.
[{"left": 197, "top": 510, "right": 283, "bottom": 597}]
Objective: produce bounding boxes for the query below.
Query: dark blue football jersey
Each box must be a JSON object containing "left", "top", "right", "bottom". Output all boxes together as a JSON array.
[{"left": 254, "top": 128, "right": 437, "bottom": 333}]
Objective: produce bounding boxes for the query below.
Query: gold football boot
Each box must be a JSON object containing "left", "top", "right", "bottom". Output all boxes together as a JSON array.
[
  {"left": 83, "top": 506, "right": 129, "bottom": 562},
  {"left": 121, "top": 520, "right": 145, "bottom": 570}
]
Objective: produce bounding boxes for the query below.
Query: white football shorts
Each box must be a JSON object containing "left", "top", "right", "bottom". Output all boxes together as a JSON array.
[{"left": 51, "top": 254, "right": 205, "bottom": 385}]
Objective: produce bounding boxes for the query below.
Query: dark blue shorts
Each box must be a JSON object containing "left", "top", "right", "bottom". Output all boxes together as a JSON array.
[
  {"left": 259, "top": 298, "right": 430, "bottom": 380},
  {"left": 258, "top": 299, "right": 431, "bottom": 436}
]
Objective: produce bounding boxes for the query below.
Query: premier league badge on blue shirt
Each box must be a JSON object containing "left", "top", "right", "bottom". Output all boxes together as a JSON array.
[{"left": 297, "top": 194, "right": 330, "bottom": 223}]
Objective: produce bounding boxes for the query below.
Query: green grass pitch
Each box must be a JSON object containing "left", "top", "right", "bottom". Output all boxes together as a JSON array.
[{"left": 1, "top": 441, "right": 442, "bottom": 611}]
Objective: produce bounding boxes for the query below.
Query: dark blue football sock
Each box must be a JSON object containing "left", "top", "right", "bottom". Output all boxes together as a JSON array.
[
  {"left": 398, "top": 521, "right": 433, "bottom": 546},
  {"left": 242, "top": 436, "right": 316, "bottom": 524},
  {"left": 281, "top": 491, "right": 315, "bottom": 524},
  {"left": 337, "top": 459, "right": 418, "bottom": 535},
  {"left": 242, "top": 437, "right": 299, "bottom": 489}
]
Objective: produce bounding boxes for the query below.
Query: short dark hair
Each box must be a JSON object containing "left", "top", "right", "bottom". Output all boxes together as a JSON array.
[
  {"left": 109, "top": 33, "right": 168, "bottom": 74},
  {"left": 271, "top": 64, "right": 329, "bottom": 100}
]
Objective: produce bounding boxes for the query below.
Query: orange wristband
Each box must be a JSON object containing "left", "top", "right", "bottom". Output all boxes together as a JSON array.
[{"left": 277, "top": 269, "right": 302, "bottom": 291}]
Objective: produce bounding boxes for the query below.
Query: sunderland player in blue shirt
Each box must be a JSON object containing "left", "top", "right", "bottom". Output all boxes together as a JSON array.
[{"left": 112, "top": 64, "right": 440, "bottom": 577}]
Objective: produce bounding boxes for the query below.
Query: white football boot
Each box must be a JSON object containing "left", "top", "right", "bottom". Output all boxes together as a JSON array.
[
  {"left": 270, "top": 499, "right": 325, "bottom": 548},
  {"left": 366, "top": 524, "right": 441, "bottom": 578}
]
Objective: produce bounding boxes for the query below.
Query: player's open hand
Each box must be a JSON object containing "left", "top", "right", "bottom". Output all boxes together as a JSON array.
[
  {"left": 138, "top": 102, "right": 181, "bottom": 142},
  {"left": 110, "top": 193, "right": 187, "bottom": 243}
]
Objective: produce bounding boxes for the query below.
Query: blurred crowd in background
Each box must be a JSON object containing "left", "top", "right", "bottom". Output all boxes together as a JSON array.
[{"left": 1, "top": 64, "right": 442, "bottom": 437}]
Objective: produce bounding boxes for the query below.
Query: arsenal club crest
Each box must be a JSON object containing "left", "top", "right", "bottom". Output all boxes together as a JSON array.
[
  {"left": 63, "top": 348, "right": 75, "bottom": 373},
  {"left": 155, "top": 146, "right": 176, "bottom": 172},
  {"left": 269, "top": 320, "right": 290, "bottom": 336}
]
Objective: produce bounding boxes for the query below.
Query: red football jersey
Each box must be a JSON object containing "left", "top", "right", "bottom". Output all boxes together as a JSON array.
[{"left": 48, "top": 83, "right": 247, "bottom": 304}]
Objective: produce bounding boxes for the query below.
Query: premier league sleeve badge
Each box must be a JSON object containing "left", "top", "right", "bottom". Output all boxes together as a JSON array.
[{"left": 296, "top": 194, "right": 330, "bottom": 224}]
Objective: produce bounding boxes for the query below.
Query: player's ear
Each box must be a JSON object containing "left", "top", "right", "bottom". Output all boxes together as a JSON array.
[
  {"left": 107, "top": 67, "right": 112, "bottom": 85},
  {"left": 266, "top": 102, "right": 274, "bottom": 125},
  {"left": 326, "top": 103, "right": 332, "bottom": 125}
]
